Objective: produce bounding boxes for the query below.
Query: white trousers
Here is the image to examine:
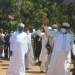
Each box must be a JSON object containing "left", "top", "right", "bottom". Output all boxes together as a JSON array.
[{"left": 40, "top": 61, "right": 46, "bottom": 72}]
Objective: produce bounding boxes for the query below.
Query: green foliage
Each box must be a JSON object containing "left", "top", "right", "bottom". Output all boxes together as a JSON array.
[{"left": 0, "top": 0, "right": 75, "bottom": 34}]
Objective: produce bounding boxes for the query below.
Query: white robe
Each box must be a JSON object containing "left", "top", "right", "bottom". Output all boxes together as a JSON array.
[
  {"left": 37, "top": 30, "right": 48, "bottom": 62},
  {"left": 6, "top": 31, "right": 28, "bottom": 75},
  {"left": 44, "top": 26, "right": 74, "bottom": 75},
  {"left": 72, "top": 38, "right": 75, "bottom": 55},
  {"left": 25, "top": 33, "right": 35, "bottom": 68}
]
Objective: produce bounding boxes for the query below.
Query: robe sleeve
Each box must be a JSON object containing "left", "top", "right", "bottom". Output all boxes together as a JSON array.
[
  {"left": 44, "top": 26, "right": 56, "bottom": 37},
  {"left": 72, "top": 37, "right": 75, "bottom": 55},
  {"left": 24, "top": 33, "right": 28, "bottom": 54},
  {"left": 31, "top": 31, "right": 37, "bottom": 37},
  {"left": 10, "top": 34, "right": 15, "bottom": 51},
  {"left": 37, "top": 30, "right": 44, "bottom": 37},
  {"left": 72, "top": 45, "right": 75, "bottom": 55}
]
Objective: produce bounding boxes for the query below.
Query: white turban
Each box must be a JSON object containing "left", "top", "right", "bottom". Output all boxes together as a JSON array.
[
  {"left": 33, "top": 29, "right": 35, "bottom": 32},
  {"left": 19, "top": 23, "right": 25, "bottom": 28},
  {"left": 48, "top": 27, "right": 52, "bottom": 30},
  {"left": 62, "top": 22, "right": 70, "bottom": 27}
]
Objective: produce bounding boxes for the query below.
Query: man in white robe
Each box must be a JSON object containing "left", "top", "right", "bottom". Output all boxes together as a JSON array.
[
  {"left": 0, "top": 29, "right": 5, "bottom": 61},
  {"left": 6, "top": 23, "right": 28, "bottom": 75},
  {"left": 25, "top": 28, "right": 37, "bottom": 69},
  {"left": 45, "top": 24, "right": 58, "bottom": 75},
  {"left": 37, "top": 27, "right": 52, "bottom": 72},
  {"left": 41, "top": 16, "right": 74, "bottom": 75},
  {"left": 72, "top": 39, "right": 75, "bottom": 75}
]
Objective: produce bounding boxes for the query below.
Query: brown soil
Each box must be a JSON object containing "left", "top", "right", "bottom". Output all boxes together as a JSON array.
[{"left": 0, "top": 59, "right": 74, "bottom": 75}]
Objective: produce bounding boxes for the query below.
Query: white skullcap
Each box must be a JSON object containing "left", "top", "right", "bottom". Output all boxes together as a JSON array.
[
  {"left": 62, "top": 22, "right": 70, "bottom": 27},
  {"left": 33, "top": 29, "right": 35, "bottom": 32},
  {"left": 48, "top": 27, "right": 52, "bottom": 30},
  {"left": 19, "top": 23, "right": 25, "bottom": 28}
]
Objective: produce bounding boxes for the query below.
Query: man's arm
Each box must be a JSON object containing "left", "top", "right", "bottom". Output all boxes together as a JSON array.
[
  {"left": 24, "top": 33, "right": 28, "bottom": 57},
  {"left": 72, "top": 37, "right": 75, "bottom": 56},
  {"left": 42, "top": 16, "right": 56, "bottom": 37},
  {"left": 9, "top": 34, "right": 15, "bottom": 56},
  {"left": 31, "top": 31, "right": 37, "bottom": 37},
  {"left": 44, "top": 26, "right": 56, "bottom": 37},
  {"left": 37, "top": 29, "right": 44, "bottom": 37}
]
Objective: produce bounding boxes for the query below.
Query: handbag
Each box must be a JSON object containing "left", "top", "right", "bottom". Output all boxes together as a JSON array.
[{"left": 46, "top": 36, "right": 52, "bottom": 54}]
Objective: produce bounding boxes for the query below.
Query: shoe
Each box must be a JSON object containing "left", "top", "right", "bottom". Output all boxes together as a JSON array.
[
  {"left": 25, "top": 68, "right": 29, "bottom": 70},
  {"left": 40, "top": 71, "right": 44, "bottom": 73}
]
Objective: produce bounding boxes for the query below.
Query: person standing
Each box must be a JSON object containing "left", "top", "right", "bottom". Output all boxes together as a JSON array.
[
  {"left": 25, "top": 28, "right": 36, "bottom": 70},
  {"left": 45, "top": 24, "right": 58, "bottom": 75},
  {"left": 37, "top": 27, "right": 52, "bottom": 73},
  {"left": 35, "top": 35, "right": 42, "bottom": 63},
  {"left": 4, "top": 30, "right": 10, "bottom": 59},
  {"left": 41, "top": 16, "right": 74, "bottom": 75},
  {"left": 6, "top": 23, "right": 28, "bottom": 75},
  {"left": 0, "top": 28, "right": 5, "bottom": 61},
  {"left": 72, "top": 39, "right": 75, "bottom": 75}
]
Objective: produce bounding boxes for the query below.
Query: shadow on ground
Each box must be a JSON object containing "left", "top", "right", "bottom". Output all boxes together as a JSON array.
[
  {"left": 1, "top": 68, "right": 8, "bottom": 69},
  {"left": 26, "top": 71, "right": 45, "bottom": 74},
  {"left": 0, "top": 64, "right": 9, "bottom": 66}
]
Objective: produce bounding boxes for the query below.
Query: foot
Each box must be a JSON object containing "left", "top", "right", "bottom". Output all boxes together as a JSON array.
[
  {"left": 25, "top": 68, "right": 29, "bottom": 70},
  {"left": 40, "top": 71, "right": 44, "bottom": 73}
]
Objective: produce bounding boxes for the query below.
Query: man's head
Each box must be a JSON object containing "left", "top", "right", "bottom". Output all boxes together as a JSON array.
[
  {"left": 51, "top": 24, "right": 58, "bottom": 29},
  {"left": 0, "top": 28, "right": 3, "bottom": 33},
  {"left": 51, "top": 24, "right": 58, "bottom": 32},
  {"left": 18, "top": 23, "right": 25, "bottom": 33},
  {"left": 24, "top": 27, "right": 30, "bottom": 34},
  {"left": 61, "top": 22, "right": 70, "bottom": 33},
  {"left": 10, "top": 31, "right": 13, "bottom": 35}
]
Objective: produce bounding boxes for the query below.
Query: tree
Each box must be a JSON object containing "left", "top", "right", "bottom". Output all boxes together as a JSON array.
[{"left": 0, "top": 0, "right": 75, "bottom": 34}]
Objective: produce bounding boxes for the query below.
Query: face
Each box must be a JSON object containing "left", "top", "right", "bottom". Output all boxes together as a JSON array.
[
  {"left": 18, "top": 26, "right": 24, "bottom": 32},
  {"left": 27, "top": 30, "right": 29, "bottom": 33},
  {"left": 61, "top": 26, "right": 70, "bottom": 33}
]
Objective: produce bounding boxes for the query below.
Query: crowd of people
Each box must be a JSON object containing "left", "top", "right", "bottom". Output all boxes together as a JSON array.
[{"left": 0, "top": 17, "right": 75, "bottom": 75}]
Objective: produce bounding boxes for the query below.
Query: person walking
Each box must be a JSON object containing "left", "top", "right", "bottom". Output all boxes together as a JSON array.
[
  {"left": 45, "top": 24, "right": 58, "bottom": 75},
  {"left": 25, "top": 28, "right": 36, "bottom": 70},
  {"left": 0, "top": 29, "right": 5, "bottom": 61},
  {"left": 37, "top": 26, "right": 52, "bottom": 73},
  {"left": 41, "top": 16, "right": 74, "bottom": 75},
  {"left": 6, "top": 23, "right": 28, "bottom": 75},
  {"left": 72, "top": 39, "right": 75, "bottom": 75}
]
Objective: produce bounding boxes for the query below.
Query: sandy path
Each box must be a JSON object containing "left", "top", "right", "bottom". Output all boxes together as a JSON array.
[{"left": 0, "top": 59, "right": 74, "bottom": 75}]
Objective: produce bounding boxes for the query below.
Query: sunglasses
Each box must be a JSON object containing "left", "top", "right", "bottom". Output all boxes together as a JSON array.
[{"left": 61, "top": 26, "right": 70, "bottom": 29}]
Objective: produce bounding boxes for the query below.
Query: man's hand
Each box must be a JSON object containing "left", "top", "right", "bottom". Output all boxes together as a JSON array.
[
  {"left": 10, "top": 51, "right": 13, "bottom": 56},
  {"left": 25, "top": 53, "right": 27, "bottom": 58},
  {"left": 39, "top": 24, "right": 44, "bottom": 30},
  {"left": 42, "top": 16, "right": 49, "bottom": 26}
]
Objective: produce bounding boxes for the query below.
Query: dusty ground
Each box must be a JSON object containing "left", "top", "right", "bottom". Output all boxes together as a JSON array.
[
  {"left": 0, "top": 58, "right": 74, "bottom": 75},
  {"left": 0, "top": 58, "right": 45, "bottom": 75}
]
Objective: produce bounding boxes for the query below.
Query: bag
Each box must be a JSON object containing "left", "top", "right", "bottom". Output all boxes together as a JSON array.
[{"left": 46, "top": 36, "right": 52, "bottom": 54}]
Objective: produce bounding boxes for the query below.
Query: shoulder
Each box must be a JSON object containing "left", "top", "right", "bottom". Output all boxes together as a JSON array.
[
  {"left": 22, "top": 32, "right": 27, "bottom": 36},
  {"left": 14, "top": 31, "right": 18, "bottom": 34},
  {"left": 55, "top": 31, "right": 60, "bottom": 35},
  {"left": 68, "top": 33, "right": 73, "bottom": 37}
]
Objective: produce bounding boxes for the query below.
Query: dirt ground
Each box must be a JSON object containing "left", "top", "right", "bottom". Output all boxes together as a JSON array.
[{"left": 0, "top": 58, "right": 74, "bottom": 75}]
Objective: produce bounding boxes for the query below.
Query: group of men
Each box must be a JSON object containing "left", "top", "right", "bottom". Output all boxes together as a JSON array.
[
  {"left": 0, "top": 16, "right": 75, "bottom": 75},
  {"left": 0, "top": 28, "right": 13, "bottom": 61},
  {"left": 40, "top": 16, "right": 75, "bottom": 75}
]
